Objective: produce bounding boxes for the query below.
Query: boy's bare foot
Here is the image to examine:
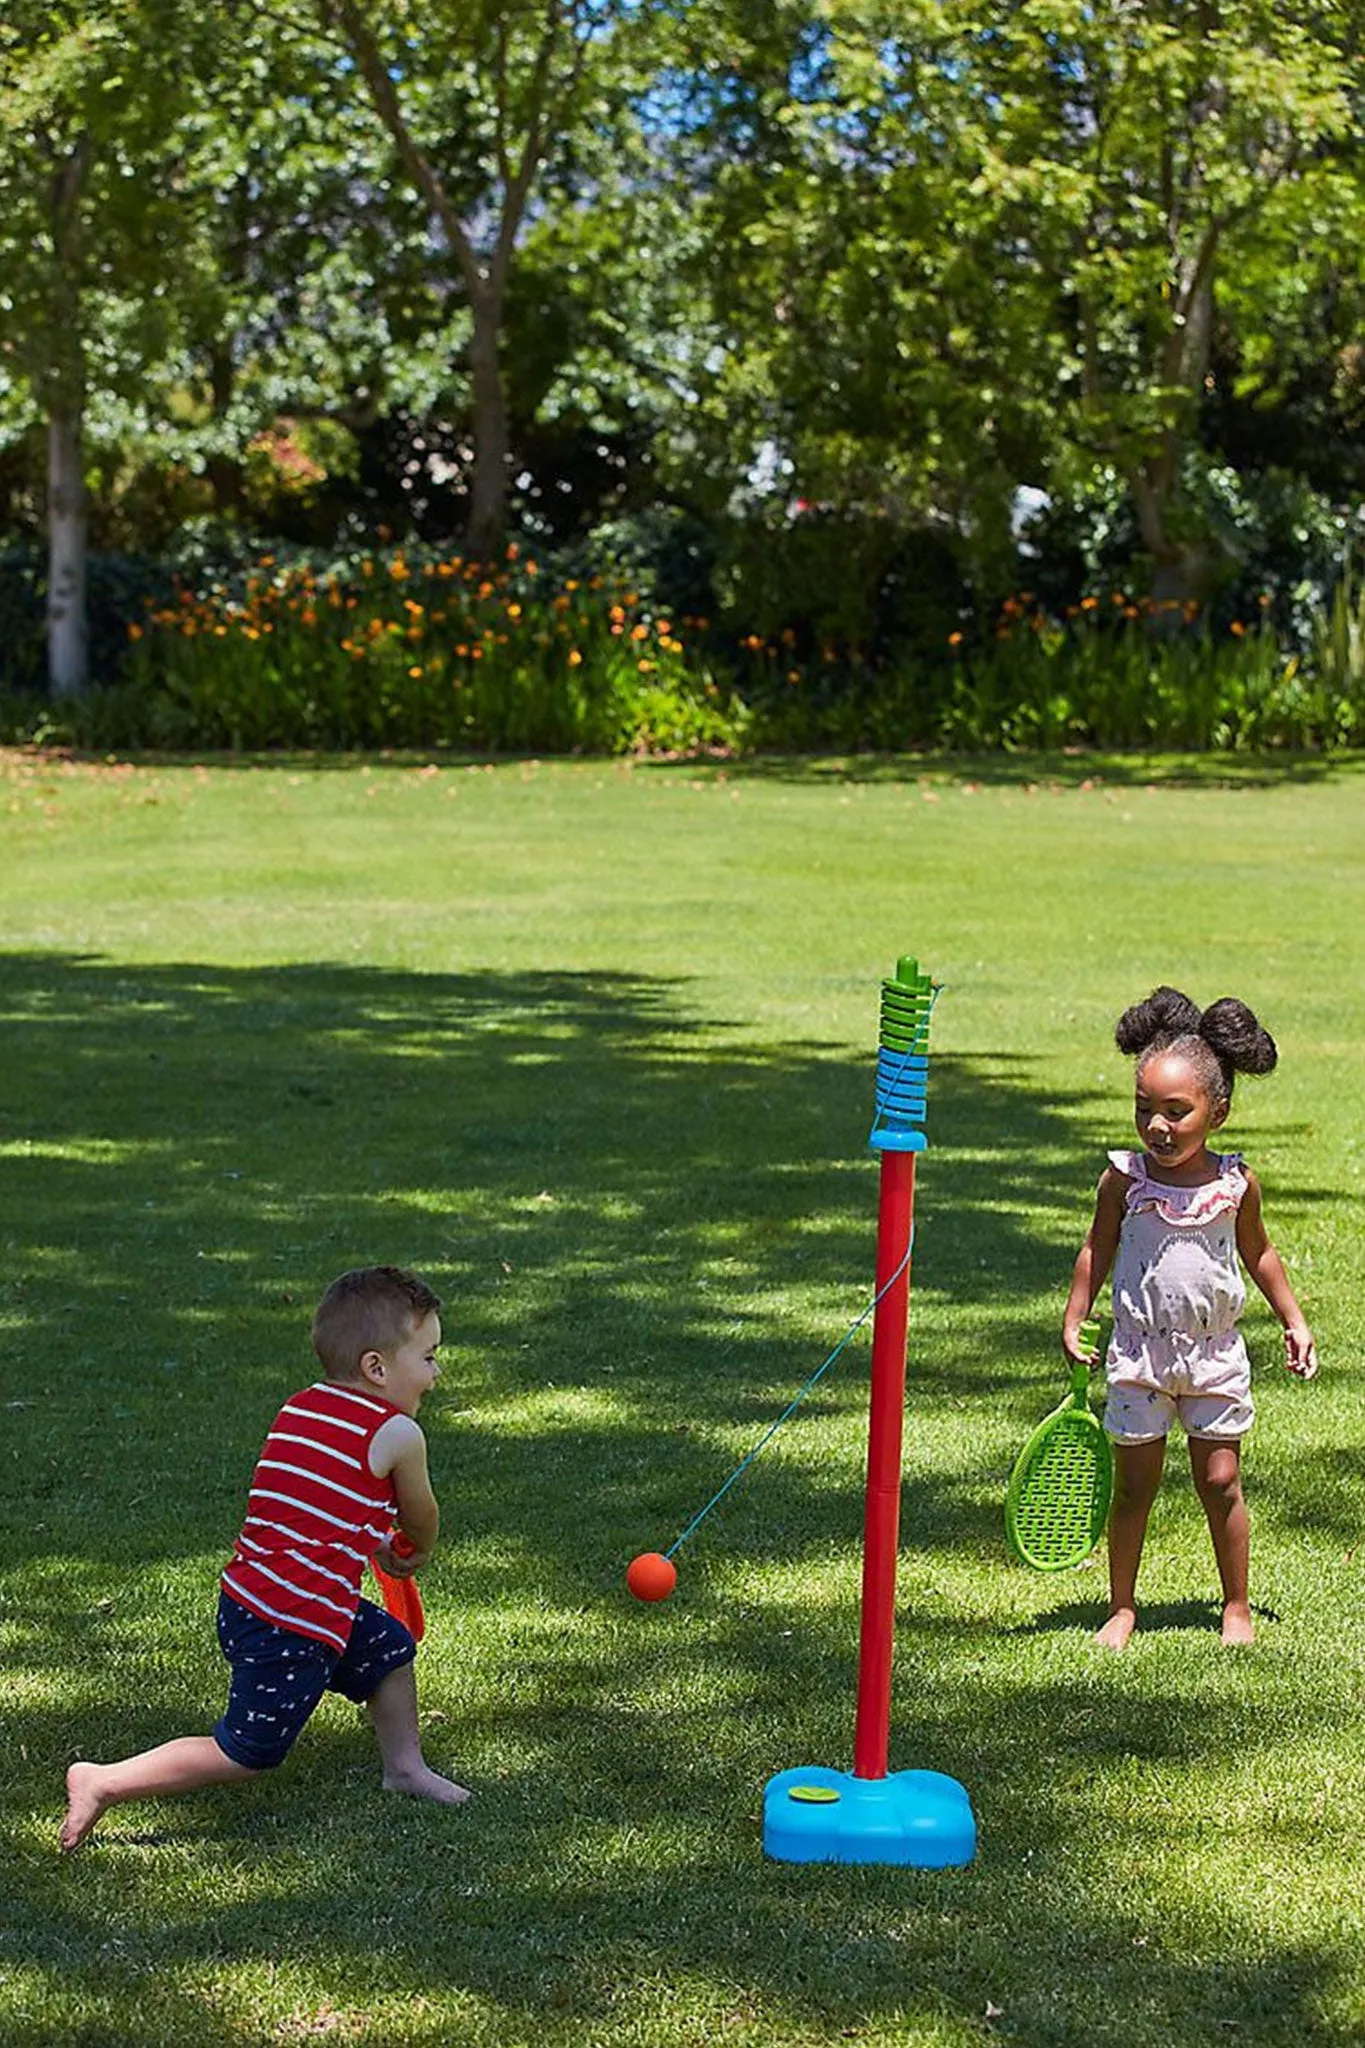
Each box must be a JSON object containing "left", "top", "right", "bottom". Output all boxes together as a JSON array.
[
  {"left": 1094, "top": 1606, "right": 1137, "bottom": 1651},
  {"left": 1221, "top": 1602, "right": 1255, "bottom": 1647},
  {"left": 382, "top": 1762, "right": 471, "bottom": 1805},
  {"left": 61, "top": 1761, "right": 110, "bottom": 1852}
]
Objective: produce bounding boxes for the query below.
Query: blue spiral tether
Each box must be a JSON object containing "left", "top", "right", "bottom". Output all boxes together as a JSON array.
[{"left": 869, "top": 957, "right": 938, "bottom": 1154}]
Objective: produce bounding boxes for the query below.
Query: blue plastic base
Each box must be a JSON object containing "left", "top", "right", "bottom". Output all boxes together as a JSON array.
[{"left": 762, "top": 1764, "right": 976, "bottom": 1867}]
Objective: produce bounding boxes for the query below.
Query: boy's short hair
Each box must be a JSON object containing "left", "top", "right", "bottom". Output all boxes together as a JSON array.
[{"left": 311, "top": 1266, "right": 442, "bottom": 1381}]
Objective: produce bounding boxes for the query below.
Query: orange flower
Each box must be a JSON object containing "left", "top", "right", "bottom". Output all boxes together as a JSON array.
[
  {"left": 1230, "top": 620, "right": 1246, "bottom": 636},
  {"left": 568, "top": 649, "right": 583, "bottom": 667},
  {"left": 947, "top": 630, "right": 963, "bottom": 648}
]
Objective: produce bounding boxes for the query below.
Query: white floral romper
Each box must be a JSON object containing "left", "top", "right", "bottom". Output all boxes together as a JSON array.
[{"left": 1103, "top": 1148, "right": 1255, "bottom": 1444}]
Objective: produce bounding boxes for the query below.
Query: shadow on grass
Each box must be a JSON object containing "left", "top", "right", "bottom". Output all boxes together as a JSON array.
[
  {"left": 1, "top": 951, "right": 1353, "bottom": 2048},
  {"left": 19, "top": 742, "right": 1365, "bottom": 791},
  {"left": 684, "top": 749, "right": 1365, "bottom": 791},
  {"left": 1012, "top": 1597, "right": 1284, "bottom": 1635}
]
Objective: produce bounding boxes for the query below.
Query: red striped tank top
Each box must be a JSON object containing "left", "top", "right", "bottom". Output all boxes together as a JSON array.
[{"left": 221, "top": 1381, "right": 402, "bottom": 1652}]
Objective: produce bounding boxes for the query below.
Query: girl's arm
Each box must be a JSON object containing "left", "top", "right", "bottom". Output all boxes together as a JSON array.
[
  {"left": 1236, "top": 1170, "right": 1317, "bottom": 1379},
  {"left": 1062, "top": 1167, "right": 1126, "bottom": 1366},
  {"left": 369, "top": 1415, "right": 441, "bottom": 1567}
]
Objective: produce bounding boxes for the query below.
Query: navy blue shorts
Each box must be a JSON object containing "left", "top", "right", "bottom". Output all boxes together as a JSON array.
[{"left": 213, "top": 1591, "right": 416, "bottom": 1770}]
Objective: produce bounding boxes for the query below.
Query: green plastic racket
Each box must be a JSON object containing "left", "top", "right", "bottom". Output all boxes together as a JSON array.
[{"left": 1004, "top": 1318, "right": 1114, "bottom": 1571}]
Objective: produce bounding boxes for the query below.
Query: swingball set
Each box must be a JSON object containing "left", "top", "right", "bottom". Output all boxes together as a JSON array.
[
  {"left": 626, "top": 955, "right": 979, "bottom": 1868},
  {"left": 372, "top": 952, "right": 1113, "bottom": 1872}
]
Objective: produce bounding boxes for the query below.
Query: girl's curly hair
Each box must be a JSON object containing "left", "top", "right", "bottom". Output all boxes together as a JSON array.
[{"left": 1115, "top": 985, "right": 1277, "bottom": 1110}]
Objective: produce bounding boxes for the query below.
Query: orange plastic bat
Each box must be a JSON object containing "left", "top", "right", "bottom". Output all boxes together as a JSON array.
[{"left": 370, "top": 1531, "right": 426, "bottom": 1643}]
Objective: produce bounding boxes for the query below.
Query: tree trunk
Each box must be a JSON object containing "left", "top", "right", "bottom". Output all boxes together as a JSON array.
[
  {"left": 207, "top": 341, "right": 244, "bottom": 517},
  {"left": 1129, "top": 250, "right": 1220, "bottom": 613},
  {"left": 1129, "top": 462, "right": 1220, "bottom": 613},
  {"left": 47, "top": 137, "right": 90, "bottom": 697},
  {"left": 47, "top": 408, "right": 88, "bottom": 699},
  {"left": 466, "top": 286, "right": 509, "bottom": 562}
]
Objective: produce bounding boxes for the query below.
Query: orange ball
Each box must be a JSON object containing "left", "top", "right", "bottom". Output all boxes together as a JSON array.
[{"left": 626, "top": 1551, "right": 677, "bottom": 1602}]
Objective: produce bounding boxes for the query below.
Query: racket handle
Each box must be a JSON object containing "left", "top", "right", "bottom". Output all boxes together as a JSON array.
[
  {"left": 372, "top": 1532, "right": 426, "bottom": 1643},
  {"left": 1079, "top": 1315, "right": 1104, "bottom": 1357}
]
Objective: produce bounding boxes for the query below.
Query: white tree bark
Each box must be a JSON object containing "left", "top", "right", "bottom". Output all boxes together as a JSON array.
[{"left": 47, "top": 408, "right": 89, "bottom": 698}]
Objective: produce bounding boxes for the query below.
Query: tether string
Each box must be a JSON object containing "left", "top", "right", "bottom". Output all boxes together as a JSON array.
[{"left": 663, "top": 1226, "right": 915, "bottom": 1562}]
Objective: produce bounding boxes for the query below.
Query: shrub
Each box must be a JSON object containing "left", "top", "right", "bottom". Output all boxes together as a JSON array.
[{"left": 66, "top": 543, "right": 744, "bottom": 757}]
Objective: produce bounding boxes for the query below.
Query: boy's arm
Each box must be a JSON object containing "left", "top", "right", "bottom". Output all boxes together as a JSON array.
[
  {"left": 1062, "top": 1167, "right": 1126, "bottom": 1367},
  {"left": 1236, "top": 1171, "right": 1317, "bottom": 1379},
  {"left": 369, "top": 1415, "right": 441, "bottom": 1568}
]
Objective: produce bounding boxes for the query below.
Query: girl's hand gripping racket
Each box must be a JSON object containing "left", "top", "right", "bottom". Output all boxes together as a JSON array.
[
  {"left": 371, "top": 1532, "right": 426, "bottom": 1642},
  {"left": 1005, "top": 1318, "right": 1114, "bottom": 1571}
]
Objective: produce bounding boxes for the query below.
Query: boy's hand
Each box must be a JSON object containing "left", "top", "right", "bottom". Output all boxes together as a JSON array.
[
  {"left": 374, "top": 1538, "right": 428, "bottom": 1578},
  {"left": 1283, "top": 1324, "right": 1318, "bottom": 1380}
]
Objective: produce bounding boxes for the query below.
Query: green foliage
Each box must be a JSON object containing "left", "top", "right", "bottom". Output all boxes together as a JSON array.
[
  {"left": 0, "top": 538, "right": 174, "bottom": 699},
  {"left": 58, "top": 544, "right": 743, "bottom": 755},
  {"left": 935, "top": 603, "right": 1365, "bottom": 754},
  {"left": 663, "top": 0, "right": 1365, "bottom": 599}
]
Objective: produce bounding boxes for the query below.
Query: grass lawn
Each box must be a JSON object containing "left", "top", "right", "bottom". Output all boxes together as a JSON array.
[{"left": 2, "top": 745, "right": 1363, "bottom": 2048}]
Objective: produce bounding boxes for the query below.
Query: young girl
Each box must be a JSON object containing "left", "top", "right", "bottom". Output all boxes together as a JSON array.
[{"left": 1063, "top": 987, "right": 1317, "bottom": 1650}]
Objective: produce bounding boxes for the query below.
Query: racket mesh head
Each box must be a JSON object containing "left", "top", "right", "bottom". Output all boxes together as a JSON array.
[{"left": 1008, "top": 1413, "right": 1111, "bottom": 1570}]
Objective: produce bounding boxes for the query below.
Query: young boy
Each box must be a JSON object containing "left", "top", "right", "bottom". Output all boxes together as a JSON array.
[{"left": 61, "top": 1265, "right": 468, "bottom": 1851}]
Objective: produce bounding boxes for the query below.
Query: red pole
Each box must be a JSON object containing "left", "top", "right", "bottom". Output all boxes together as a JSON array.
[{"left": 852, "top": 1147, "right": 916, "bottom": 1780}]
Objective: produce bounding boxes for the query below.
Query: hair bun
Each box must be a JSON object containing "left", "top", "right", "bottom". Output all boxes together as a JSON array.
[
  {"left": 1114, "top": 985, "right": 1202, "bottom": 1057},
  {"left": 1199, "top": 997, "right": 1278, "bottom": 1076}
]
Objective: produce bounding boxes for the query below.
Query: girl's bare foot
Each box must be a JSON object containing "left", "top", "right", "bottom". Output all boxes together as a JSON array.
[
  {"left": 1221, "top": 1601, "right": 1255, "bottom": 1646},
  {"left": 60, "top": 1762, "right": 110, "bottom": 1852},
  {"left": 382, "top": 1762, "right": 471, "bottom": 1805},
  {"left": 1094, "top": 1606, "right": 1137, "bottom": 1651}
]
